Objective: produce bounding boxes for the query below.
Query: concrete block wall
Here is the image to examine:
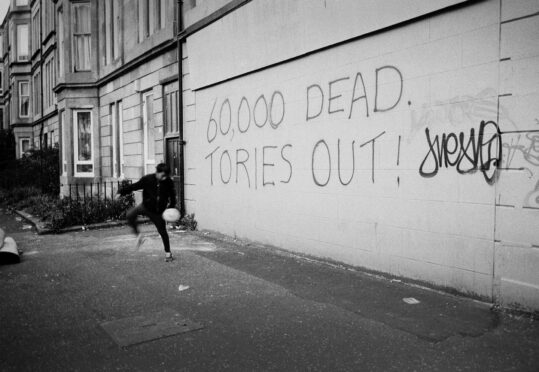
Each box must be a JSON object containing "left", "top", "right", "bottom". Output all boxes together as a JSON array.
[
  {"left": 183, "top": 0, "right": 539, "bottom": 310},
  {"left": 494, "top": 0, "right": 539, "bottom": 310},
  {"left": 182, "top": 42, "right": 198, "bottom": 213}
]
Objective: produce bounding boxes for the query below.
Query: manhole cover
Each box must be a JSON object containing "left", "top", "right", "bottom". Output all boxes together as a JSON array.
[{"left": 100, "top": 308, "right": 203, "bottom": 347}]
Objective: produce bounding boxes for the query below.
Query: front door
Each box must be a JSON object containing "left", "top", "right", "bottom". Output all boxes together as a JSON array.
[{"left": 166, "top": 138, "right": 181, "bottom": 206}]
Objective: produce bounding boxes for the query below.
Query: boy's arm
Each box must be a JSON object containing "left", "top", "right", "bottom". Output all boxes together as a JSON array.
[{"left": 118, "top": 177, "right": 144, "bottom": 195}]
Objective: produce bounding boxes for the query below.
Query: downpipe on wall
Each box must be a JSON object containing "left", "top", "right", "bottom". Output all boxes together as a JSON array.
[{"left": 177, "top": 0, "right": 186, "bottom": 218}]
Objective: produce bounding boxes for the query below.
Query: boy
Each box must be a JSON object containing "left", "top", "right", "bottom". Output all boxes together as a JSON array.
[{"left": 119, "top": 163, "right": 177, "bottom": 262}]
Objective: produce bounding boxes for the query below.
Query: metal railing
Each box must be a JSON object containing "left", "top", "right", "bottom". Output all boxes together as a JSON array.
[{"left": 62, "top": 180, "right": 132, "bottom": 202}]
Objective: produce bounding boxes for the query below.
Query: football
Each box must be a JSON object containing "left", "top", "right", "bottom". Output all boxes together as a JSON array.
[{"left": 162, "top": 208, "right": 181, "bottom": 222}]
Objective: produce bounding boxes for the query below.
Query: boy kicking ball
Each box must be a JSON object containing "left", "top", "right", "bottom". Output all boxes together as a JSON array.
[{"left": 119, "top": 163, "right": 179, "bottom": 262}]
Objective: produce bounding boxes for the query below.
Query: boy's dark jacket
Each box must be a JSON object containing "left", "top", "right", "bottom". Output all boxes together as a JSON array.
[{"left": 120, "top": 174, "right": 176, "bottom": 213}]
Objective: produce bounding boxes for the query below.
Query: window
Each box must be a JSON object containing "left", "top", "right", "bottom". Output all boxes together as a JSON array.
[
  {"left": 43, "top": 132, "right": 48, "bottom": 148},
  {"left": 73, "top": 110, "right": 94, "bottom": 176},
  {"left": 17, "top": 24, "right": 29, "bottom": 61},
  {"left": 72, "top": 3, "right": 91, "bottom": 71},
  {"left": 43, "top": 55, "right": 55, "bottom": 109},
  {"left": 33, "top": 70, "right": 41, "bottom": 115},
  {"left": 19, "top": 138, "right": 30, "bottom": 157},
  {"left": 19, "top": 81, "right": 30, "bottom": 117},
  {"left": 43, "top": 0, "right": 55, "bottom": 37},
  {"left": 111, "top": 101, "right": 124, "bottom": 178},
  {"left": 158, "top": 0, "right": 167, "bottom": 30},
  {"left": 49, "top": 130, "right": 54, "bottom": 147},
  {"left": 0, "top": 108, "right": 4, "bottom": 129},
  {"left": 16, "top": 0, "right": 29, "bottom": 6},
  {"left": 0, "top": 71, "right": 2, "bottom": 92},
  {"left": 105, "top": 0, "right": 121, "bottom": 64},
  {"left": 57, "top": 7, "right": 64, "bottom": 76},
  {"left": 138, "top": 0, "right": 166, "bottom": 42},
  {"left": 164, "top": 82, "right": 179, "bottom": 135},
  {"left": 142, "top": 92, "right": 155, "bottom": 173},
  {"left": 9, "top": 23, "right": 14, "bottom": 62},
  {"left": 32, "top": 6, "right": 40, "bottom": 54},
  {"left": 60, "top": 111, "right": 67, "bottom": 175}
]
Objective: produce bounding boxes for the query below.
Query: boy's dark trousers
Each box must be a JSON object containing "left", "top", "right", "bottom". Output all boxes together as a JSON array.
[{"left": 127, "top": 204, "right": 170, "bottom": 253}]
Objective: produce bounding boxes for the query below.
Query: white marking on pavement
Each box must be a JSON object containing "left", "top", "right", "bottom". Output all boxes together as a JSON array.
[{"left": 403, "top": 297, "right": 420, "bottom": 305}]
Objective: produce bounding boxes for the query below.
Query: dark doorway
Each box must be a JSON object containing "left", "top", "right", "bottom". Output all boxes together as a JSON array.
[{"left": 166, "top": 138, "right": 181, "bottom": 204}]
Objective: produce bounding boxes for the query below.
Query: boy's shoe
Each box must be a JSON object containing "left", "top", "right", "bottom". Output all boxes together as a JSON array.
[{"left": 165, "top": 252, "right": 174, "bottom": 262}]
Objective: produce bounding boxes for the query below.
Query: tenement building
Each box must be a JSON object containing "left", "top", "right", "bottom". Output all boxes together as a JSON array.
[
  {"left": 0, "top": 0, "right": 180, "bottom": 179},
  {"left": 1, "top": 0, "right": 538, "bottom": 312}
]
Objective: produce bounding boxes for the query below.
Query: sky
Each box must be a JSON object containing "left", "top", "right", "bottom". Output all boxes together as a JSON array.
[{"left": 0, "top": 1, "right": 8, "bottom": 25}]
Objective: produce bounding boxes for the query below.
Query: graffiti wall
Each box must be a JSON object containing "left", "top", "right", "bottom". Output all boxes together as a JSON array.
[{"left": 184, "top": 0, "right": 539, "bottom": 309}]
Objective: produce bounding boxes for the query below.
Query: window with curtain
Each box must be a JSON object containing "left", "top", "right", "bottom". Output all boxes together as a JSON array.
[
  {"left": 73, "top": 3, "right": 91, "bottom": 71},
  {"left": 74, "top": 110, "right": 93, "bottom": 176},
  {"left": 17, "top": 24, "right": 29, "bottom": 61}
]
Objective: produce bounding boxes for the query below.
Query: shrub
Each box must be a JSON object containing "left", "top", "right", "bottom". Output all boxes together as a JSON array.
[
  {"left": 0, "top": 186, "right": 42, "bottom": 207},
  {"left": 180, "top": 213, "right": 198, "bottom": 231},
  {"left": 47, "top": 193, "right": 135, "bottom": 232},
  {"left": 0, "top": 147, "right": 60, "bottom": 195}
]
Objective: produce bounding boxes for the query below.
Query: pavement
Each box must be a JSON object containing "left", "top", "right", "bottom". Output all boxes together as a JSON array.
[{"left": 0, "top": 209, "right": 538, "bottom": 372}]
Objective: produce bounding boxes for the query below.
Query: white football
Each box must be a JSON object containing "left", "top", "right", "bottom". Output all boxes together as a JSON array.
[{"left": 162, "top": 208, "right": 181, "bottom": 222}]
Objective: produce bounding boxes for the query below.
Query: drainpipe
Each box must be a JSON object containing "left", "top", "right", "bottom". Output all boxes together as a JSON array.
[
  {"left": 177, "top": 0, "right": 186, "bottom": 218},
  {"left": 39, "top": 0, "right": 45, "bottom": 193},
  {"left": 39, "top": 0, "right": 44, "bottom": 151}
]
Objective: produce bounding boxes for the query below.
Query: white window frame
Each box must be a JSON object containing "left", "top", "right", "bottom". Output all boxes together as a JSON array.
[
  {"left": 19, "top": 81, "right": 30, "bottom": 118},
  {"left": 142, "top": 92, "right": 155, "bottom": 173},
  {"left": 19, "top": 138, "right": 30, "bottom": 157},
  {"left": 16, "top": 0, "right": 29, "bottom": 6},
  {"left": 73, "top": 109, "right": 94, "bottom": 177}
]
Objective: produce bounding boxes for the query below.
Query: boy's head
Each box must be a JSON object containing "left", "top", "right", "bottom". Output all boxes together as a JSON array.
[{"left": 155, "top": 163, "right": 170, "bottom": 180}]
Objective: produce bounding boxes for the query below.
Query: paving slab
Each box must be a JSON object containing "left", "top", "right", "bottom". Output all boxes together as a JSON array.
[{"left": 100, "top": 308, "right": 203, "bottom": 347}]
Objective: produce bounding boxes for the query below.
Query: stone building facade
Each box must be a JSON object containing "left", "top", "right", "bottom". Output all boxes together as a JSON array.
[{"left": 0, "top": 0, "right": 181, "bottom": 198}]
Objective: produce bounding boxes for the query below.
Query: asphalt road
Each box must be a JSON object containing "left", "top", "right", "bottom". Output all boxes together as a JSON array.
[{"left": 1, "top": 210, "right": 538, "bottom": 371}]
